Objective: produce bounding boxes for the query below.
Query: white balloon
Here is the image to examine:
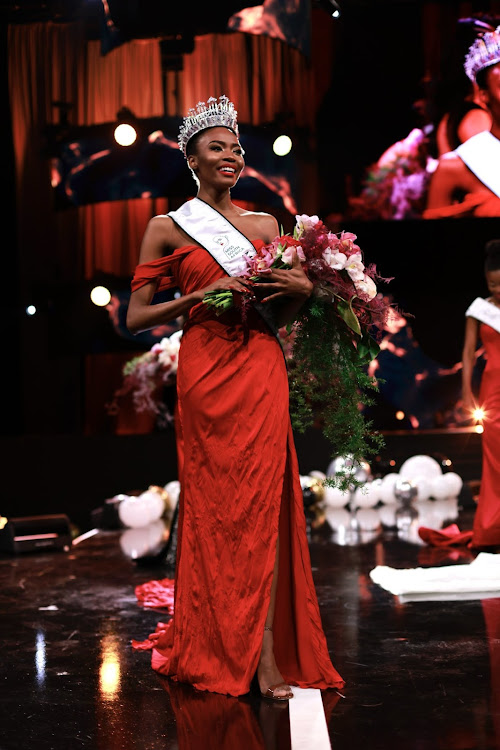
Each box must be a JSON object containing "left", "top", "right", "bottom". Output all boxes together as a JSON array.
[
  {"left": 442, "top": 472, "right": 463, "bottom": 498},
  {"left": 430, "top": 474, "right": 452, "bottom": 499},
  {"left": 379, "top": 473, "right": 400, "bottom": 504},
  {"left": 309, "top": 470, "right": 326, "bottom": 480},
  {"left": 412, "top": 475, "right": 433, "bottom": 501},
  {"left": 119, "top": 520, "right": 166, "bottom": 558},
  {"left": 118, "top": 495, "right": 150, "bottom": 528},
  {"left": 378, "top": 504, "right": 397, "bottom": 527},
  {"left": 356, "top": 508, "right": 381, "bottom": 531},
  {"left": 323, "top": 485, "right": 351, "bottom": 508},
  {"left": 139, "top": 490, "right": 165, "bottom": 523},
  {"left": 352, "top": 479, "right": 383, "bottom": 508},
  {"left": 433, "top": 497, "right": 459, "bottom": 522},
  {"left": 326, "top": 455, "right": 371, "bottom": 483},
  {"left": 164, "top": 480, "right": 181, "bottom": 508},
  {"left": 400, "top": 455, "right": 442, "bottom": 481},
  {"left": 325, "top": 508, "right": 351, "bottom": 530},
  {"left": 414, "top": 500, "right": 441, "bottom": 529}
]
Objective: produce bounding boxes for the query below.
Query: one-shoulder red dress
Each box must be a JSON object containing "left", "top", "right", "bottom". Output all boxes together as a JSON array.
[
  {"left": 472, "top": 322, "right": 500, "bottom": 547},
  {"left": 131, "top": 242, "right": 344, "bottom": 697}
]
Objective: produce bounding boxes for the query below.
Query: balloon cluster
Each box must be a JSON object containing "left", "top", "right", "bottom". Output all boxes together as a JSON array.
[
  {"left": 300, "top": 454, "right": 464, "bottom": 541},
  {"left": 116, "top": 481, "right": 181, "bottom": 529},
  {"left": 108, "top": 480, "right": 181, "bottom": 560}
]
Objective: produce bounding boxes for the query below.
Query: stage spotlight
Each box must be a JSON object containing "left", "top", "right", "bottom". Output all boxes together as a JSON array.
[
  {"left": 26, "top": 305, "right": 36, "bottom": 316},
  {"left": 472, "top": 407, "right": 485, "bottom": 422},
  {"left": 475, "top": 424, "right": 484, "bottom": 434},
  {"left": 395, "top": 410, "right": 405, "bottom": 421},
  {"left": 114, "top": 123, "right": 137, "bottom": 147},
  {"left": 114, "top": 106, "right": 138, "bottom": 146},
  {"left": 273, "top": 135, "right": 292, "bottom": 156},
  {"left": 317, "top": 0, "right": 341, "bottom": 17},
  {"left": 90, "top": 285, "right": 111, "bottom": 307}
]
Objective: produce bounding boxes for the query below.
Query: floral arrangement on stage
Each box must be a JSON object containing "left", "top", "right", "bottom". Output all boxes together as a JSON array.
[
  {"left": 107, "top": 331, "right": 182, "bottom": 425},
  {"left": 348, "top": 128, "right": 436, "bottom": 221},
  {"left": 204, "top": 214, "right": 395, "bottom": 486}
]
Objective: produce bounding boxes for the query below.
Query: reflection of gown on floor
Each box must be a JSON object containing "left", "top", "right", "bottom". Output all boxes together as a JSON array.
[
  {"left": 131, "top": 242, "right": 344, "bottom": 696},
  {"left": 473, "top": 323, "right": 500, "bottom": 547}
]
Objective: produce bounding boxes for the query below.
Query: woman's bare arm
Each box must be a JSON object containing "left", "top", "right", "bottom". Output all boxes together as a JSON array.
[
  {"left": 126, "top": 215, "right": 253, "bottom": 335},
  {"left": 461, "top": 315, "right": 480, "bottom": 412}
]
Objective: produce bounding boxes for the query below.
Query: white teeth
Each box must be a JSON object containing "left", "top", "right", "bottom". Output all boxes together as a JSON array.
[{"left": 219, "top": 167, "right": 235, "bottom": 173}]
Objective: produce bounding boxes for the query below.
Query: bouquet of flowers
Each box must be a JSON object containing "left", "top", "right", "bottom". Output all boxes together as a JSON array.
[
  {"left": 348, "top": 128, "right": 436, "bottom": 220},
  {"left": 204, "top": 214, "right": 395, "bottom": 487},
  {"left": 107, "top": 331, "right": 182, "bottom": 426}
]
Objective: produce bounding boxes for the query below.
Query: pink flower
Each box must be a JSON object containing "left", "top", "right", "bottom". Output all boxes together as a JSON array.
[
  {"left": 281, "top": 244, "right": 306, "bottom": 265},
  {"left": 338, "top": 231, "right": 360, "bottom": 256},
  {"left": 355, "top": 274, "right": 378, "bottom": 301},
  {"left": 322, "top": 247, "right": 347, "bottom": 270},
  {"left": 245, "top": 248, "right": 274, "bottom": 276},
  {"left": 295, "top": 214, "right": 321, "bottom": 235},
  {"left": 345, "top": 251, "right": 365, "bottom": 282}
]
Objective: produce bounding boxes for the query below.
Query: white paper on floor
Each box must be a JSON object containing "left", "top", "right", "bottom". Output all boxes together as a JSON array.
[
  {"left": 289, "top": 687, "right": 331, "bottom": 750},
  {"left": 370, "top": 552, "right": 500, "bottom": 597}
]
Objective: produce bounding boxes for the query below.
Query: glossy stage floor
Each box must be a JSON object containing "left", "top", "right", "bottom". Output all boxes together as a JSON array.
[{"left": 1, "top": 497, "right": 499, "bottom": 750}]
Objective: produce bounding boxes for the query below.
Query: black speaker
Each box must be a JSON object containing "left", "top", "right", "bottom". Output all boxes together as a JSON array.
[{"left": 0, "top": 514, "right": 72, "bottom": 554}]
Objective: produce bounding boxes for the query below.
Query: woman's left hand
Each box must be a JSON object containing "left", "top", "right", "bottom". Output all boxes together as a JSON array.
[{"left": 252, "top": 250, "right": 313, "bottom": 303}]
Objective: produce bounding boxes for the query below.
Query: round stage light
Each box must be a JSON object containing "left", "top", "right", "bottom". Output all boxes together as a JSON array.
[
  {"left": 273, "top": 135, "right": 292, "bottom": 156},
  {"left": 472, "top": 407, "right": 485, "bottom": 421},
  {"left": 26, "top": 305, "right": 36, "bottom": 316},
  {"left": 475, "top": 424, "right": 484, "bottom": 434},
  {"left": 90, "top": 285, "right": 111, "bottom": 307},
  {"left": 332, "top": 8, "right": 340, "bottom": 17},
  {"left": 114, "top": 123, "right": 137, "bottom": 147},
  {"left": 395, "top": 410, "right": 405, "bottom": 420}
]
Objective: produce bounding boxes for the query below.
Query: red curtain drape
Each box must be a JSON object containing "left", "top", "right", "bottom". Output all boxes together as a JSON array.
[
  {"left": 8, "top": 21, "right": 322, "bottom": 433},
  {"left": 8, "top": 24, "right": 318, "bottom": 281}
]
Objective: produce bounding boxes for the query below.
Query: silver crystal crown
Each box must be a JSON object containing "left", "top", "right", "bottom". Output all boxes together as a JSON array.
[
  {"left": 178, "top": 95, "right": 239, "bottom": 157},
  {"left": 464, "top": 25, "right": 500, "bottom": 81}
]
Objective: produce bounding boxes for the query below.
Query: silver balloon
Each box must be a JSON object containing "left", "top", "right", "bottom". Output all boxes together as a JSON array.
[
  {"left": 327, "top": 455, "right": 371, "bottom": 483},
  {"left": 394, "top": 479, "right": 418, "bottom": 504}
]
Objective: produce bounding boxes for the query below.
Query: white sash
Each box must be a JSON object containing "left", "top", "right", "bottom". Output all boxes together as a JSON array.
[
  {"left": 465, "top": 297, "right": 500, "bottom": 334},
  {"left": 455, "top": 131, "right": 500, "bottom": 199},
  {"left": 168, "top": 197, "right": 278, "bottom": 335}
]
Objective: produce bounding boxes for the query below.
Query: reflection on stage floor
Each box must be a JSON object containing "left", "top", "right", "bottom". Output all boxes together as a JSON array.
[{"left": 0, "top": 504, "right": 499, "bottom": 750}]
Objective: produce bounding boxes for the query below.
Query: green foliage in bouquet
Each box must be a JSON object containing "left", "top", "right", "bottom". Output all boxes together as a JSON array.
[{"left": 287, "top": 296, "right": 384, "bottom": 492}]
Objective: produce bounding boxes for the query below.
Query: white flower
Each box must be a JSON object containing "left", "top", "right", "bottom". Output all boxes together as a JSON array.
[
  {"left": 355, "top": 274, "right": 377, "bottom": 300},
  {"left": 295, "top": 214, "right": 320, "bottom": 234},
  {"left": 322, "top": 247, "right": 347, "bottom": 270},
  {"left": 345, "top": 252, "right": 365, "bottom": 282}
]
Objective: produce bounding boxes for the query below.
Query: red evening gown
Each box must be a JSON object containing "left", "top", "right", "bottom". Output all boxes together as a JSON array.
[
  {"left": 472, "top": 323, "right": 500, "bottom": 547},
  {"left": 131, "top": 242, "right": 344, "bottom": 696}
]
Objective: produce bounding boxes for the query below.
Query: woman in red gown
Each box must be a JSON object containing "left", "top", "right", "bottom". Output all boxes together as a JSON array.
[
  {"left": 126, "top": 98, "right": 344, "bottom": 699},
  {"left": 462, "top": 240, "right": 500, "bottom": 548}
]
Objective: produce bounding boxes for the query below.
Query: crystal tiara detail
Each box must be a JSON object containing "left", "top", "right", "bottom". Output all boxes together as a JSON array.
[
  {"left": 178, "top": 95, "right": 239, "bottom": 157},
  {"left": 464, "top": 25, "right": 500, "bottom": 82}
]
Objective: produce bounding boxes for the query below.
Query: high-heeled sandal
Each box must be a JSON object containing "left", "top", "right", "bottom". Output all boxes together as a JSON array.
[{"left": 259, "top": 626, "right": 293, "bottom": 702}]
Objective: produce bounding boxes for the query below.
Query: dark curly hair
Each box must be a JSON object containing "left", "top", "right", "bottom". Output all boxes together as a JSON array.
[{"left": 485, "top": 239, "right": 500, "bottom": 272}]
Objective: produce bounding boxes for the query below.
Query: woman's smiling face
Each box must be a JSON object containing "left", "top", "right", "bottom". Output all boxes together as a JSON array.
[{"left": 187, "top": 127, "right": 244, "bottom": 189}]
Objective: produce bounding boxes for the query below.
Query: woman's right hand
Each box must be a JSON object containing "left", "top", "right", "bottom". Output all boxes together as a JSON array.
[{"left": 195, "top": 276, "right": 254, "bottom": 302}]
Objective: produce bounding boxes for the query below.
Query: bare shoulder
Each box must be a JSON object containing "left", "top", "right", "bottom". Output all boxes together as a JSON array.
[
  {"left": 458, "top": 109, "right": 492, "bottom": 142},
  {"left": 138, "top": 214, "right": 177, "bottom": 263},
  {"left": 430, "top": 152, "right": 471, "bottom": 190},
  {"left": 435, "top": 151, "right": 466, "bottom": 174},
  {"left": 238, "top": 209, "right": 280, "bottom": 242}
]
